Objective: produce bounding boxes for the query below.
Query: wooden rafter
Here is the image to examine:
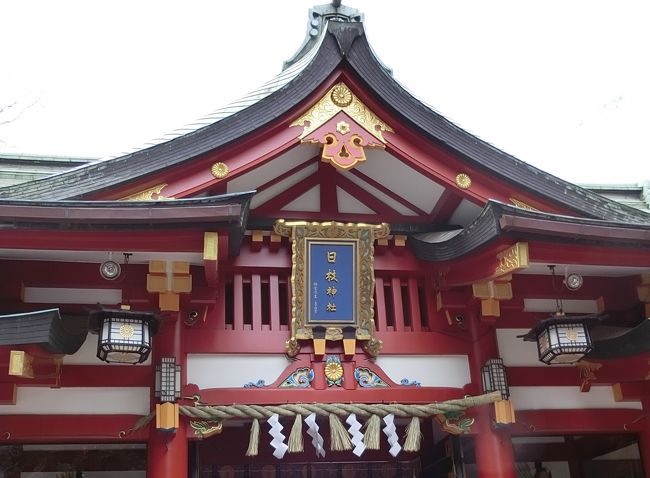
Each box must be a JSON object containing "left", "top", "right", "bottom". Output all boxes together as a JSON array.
[
  {"left": 348, "top": 168, "right": 427, "bottom": 216},
  {"left": 428, "top": 189, "right": 463, "bottom": 223}
]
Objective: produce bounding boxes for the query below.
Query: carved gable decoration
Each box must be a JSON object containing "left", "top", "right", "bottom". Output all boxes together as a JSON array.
[
  {"left": 291, "top": 83, "right": 393, "bottom": 171},
  {"left": 274, "top": 220, "right": 389, "bottom": 357}
]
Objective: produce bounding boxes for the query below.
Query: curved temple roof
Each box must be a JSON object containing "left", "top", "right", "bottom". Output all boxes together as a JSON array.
[
  {"left": 410, "top": 201, "right": 650, "bottom": 262},
  {"left": 0, "top": 3, "right": 647, "bottom": 227}
]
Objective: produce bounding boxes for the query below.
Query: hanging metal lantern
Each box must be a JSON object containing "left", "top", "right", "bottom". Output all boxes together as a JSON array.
[
  {"left": 91, "top": 309, "right": 159, "bottom": 364},
  {"left": 481, "top": 358, "right": 509, "bottom": 399},
  {"left": 155, "top": 357, "right": 181, "bottom": 402},
  {"left": 520, "top": 315, "right": 594, "bottom": 365}
]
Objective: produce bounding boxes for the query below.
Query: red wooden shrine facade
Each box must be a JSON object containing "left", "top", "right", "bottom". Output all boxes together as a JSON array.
[{"left": 1, "top": 3, "right": 650, "bottom": 478}]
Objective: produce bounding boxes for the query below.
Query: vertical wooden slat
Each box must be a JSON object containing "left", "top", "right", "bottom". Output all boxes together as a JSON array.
[
  {"left": 215, "top": 278, "right": 226, "bottom": 330},
  {"left": 283, "top": 275, "right": 292, "bottom": 331},
  {"left": 234, "top": 273, "right": 244, "bottom": 331},
  {"left": 374, "top": 277, "right": 387, "bottom": 332},
  {"left": 391, "top": 277, "right": 404, "bottom": 332},
  {"left": 425, "top": 275, "right": 437, "bottom": 331},
  {"left": 251, "top": 274, "right": 262, "bottom": 331},
  {"left": 269, "top": 274, "right": 280, "bottom": 331},
  {"left": 408, "top": 277, "right": 421, "bottom": 332}
]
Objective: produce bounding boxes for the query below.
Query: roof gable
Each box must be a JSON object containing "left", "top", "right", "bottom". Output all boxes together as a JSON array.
[{"left": 0, "top": 18, "right": 647, "bottom": 226}]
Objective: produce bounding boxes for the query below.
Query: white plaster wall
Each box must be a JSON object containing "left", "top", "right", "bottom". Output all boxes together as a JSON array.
[
  {"left": 497, "top": 328, "right": 549, "bottom": 367},
  {"left": 374, "top": 355, "right": 471, "bottom": 388},
  {"left": 523, "top": 298, "right": 599, "bottom": 314},
  {"left": 510, "top": 385, "right": 642, "bottom": 410},
  {"left": 0, "top": 387, "right": 150, "bottom": 415},
  {"left": 22, "top": 287, "right": 122, "bottom": 304},
  {"left": 186, "top": 354, "right": 291, "bottom": 388},
  {"left": 63, "top": 334, "right": 151, "bottom": 366}
]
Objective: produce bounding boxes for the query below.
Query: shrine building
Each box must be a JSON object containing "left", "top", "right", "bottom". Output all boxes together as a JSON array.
[{"left": 1, "top": 2, "right": 650, "bottom": 477}]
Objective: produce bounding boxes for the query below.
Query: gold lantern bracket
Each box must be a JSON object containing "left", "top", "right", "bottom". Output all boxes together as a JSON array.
[{"left": 274, "top": 220, "right": 389, "bottom": 357}]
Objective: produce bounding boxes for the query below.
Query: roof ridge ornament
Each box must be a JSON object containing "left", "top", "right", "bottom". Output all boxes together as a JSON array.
[{"left": 283, "top": 2, "right": 364, "bottom": 70}]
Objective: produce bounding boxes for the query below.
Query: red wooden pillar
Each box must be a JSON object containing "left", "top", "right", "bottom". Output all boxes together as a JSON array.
[
  {"left": 639, "top": 400, "right": 650, "bottom": 478},
  {"left": 468, "top": 312, "right": 516, "bottom": 478},
  {"left": 474, "top": 410, "right": 517, "bottom": 478},
  {"left": 147, "top": 315, "right": 188, "bottom": 478}
]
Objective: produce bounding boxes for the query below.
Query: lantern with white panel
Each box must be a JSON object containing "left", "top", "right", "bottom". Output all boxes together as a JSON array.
[
  {"left": 481, "top": 358, "right": 515, "bottom": 426},
  {"left": 155, "top": 357, "right": 181, "bottom": 402},
  {"left": 521, "top": 315, "right": 594, "bottom": 365},
  {"left": 481, "top": 358, "right": 509, "bottom": 399},
  {"left": 155, "top": 356, "right": 182, "bottom": 432},
  {"left": 91, "top": 308, "right": 159, "bottom": 364}
]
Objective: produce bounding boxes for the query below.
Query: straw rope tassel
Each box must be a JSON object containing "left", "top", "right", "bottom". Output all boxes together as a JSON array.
[
  {"left": 288, "top": 414, "right": 304, "bottom": 453},
  {"left": 403, "top": 416, "right": 422, "bottom": 453},
  {"left": 246, "top": 418, "right": 260, "bottom": 457},
  {"left": 329, "top": 413, "right": 353, "bottom": 451},
  {"left": 363, "top": 414, "right": 381, "bottom": 450}
]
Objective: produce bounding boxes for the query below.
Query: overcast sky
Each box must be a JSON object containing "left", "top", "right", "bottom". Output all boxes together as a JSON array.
[{"left": 0, "top": 1, "right": 648, "bottom": 184}]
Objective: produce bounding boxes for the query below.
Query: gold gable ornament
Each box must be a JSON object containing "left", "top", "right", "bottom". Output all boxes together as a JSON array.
[
  {"left": 291, "top": 82, "right": 393, "bottom": 171},
  {"left": 274, "top": 220, "right": 389, "bottom": 357}
]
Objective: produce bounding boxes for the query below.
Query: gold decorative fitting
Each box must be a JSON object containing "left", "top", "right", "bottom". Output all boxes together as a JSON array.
[
  {"left": 211, "top": 162, "right": 229, "bottom": 179},
  {"left": 336, "top": 121, "right": 350, "bottom": 135},
  {"left": 147, "top": 260, "right": 192, "bottom": 312},
  {"left": 455, "top": 173, "right": 472, "bottom": 189},
  {"left": 473, "top": 279, "right": 513, "bottom": 318},
  {"left": 291, "top": 82, "right": 393, "bottom": 143},
  {"left": 509, "top": 198, "right": 538, "bottom": 211},
  {"left": 120, "top": 183, "right": 173, "bottom": 201},
  {"left": 190, "top": 420, "right": 223, "bottom": 439},
  {"left": 331, "top": 84, "right": 353, "bottom": 107},
  {"left": 325, "top": 361, "right": 344, "bottom": 382},
  {"left": 119, "top": 324, "right": 135, "bottom": 339},
  {"left": 494, "top": 242, "right": 529, "bottom": 277},
  {"left": 576, "top": 360, "right": 602, "bottom": 392},
  {"left": 565, "top": 329, "right": 579, "bottom": 341}
]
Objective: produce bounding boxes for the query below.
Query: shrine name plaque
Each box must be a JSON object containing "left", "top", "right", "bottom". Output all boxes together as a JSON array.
[{"left": 274, "top": 220, "right": 389, "bottom": 356}]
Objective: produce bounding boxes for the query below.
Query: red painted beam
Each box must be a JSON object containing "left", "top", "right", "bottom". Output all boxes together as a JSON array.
[
  {"left": 507, "top": 367, "right": 579, "bottom": 387},
  {"left": 0, "top": 364, "right": 152, "bottom": 388},
  {"left": 507, "top": 356, "right": 650, "bottom": 387},
  {"left": 612, "top": 382, "right": 650, "bottom": 401},
  {"left": 512, "top": 409, "right": 646, "bottom": 434},
  {"left": 530, "top": 241, "right": 650, "bottom": 268},
  {"left": 1, "top": 414, "right": 149, "bottom": 442},
  {"left": 0, "top": 383, "right": 16, "bottom": 404},
  {"left": 60, "top": 365, "right": 153, "bottom": 387},
  {"left": 502, "top": 215, "right": 650, "bottom": 245},
  {"left": 183, "top": 384, "right": 468, "bottom": 406},
  {"left": 0, "top": 229, "right": 205, "bottom": 252},
  {"left": 318, "top": 159, "right": 339, "bottom": 215},
  {"left": 183, "top": 328, "right": 471, "bottom": 355}
]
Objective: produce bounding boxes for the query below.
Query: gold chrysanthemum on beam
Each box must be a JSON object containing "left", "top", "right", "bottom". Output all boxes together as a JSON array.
[
  {"left": 331, "top": 85, "right": 353, "bottom": 107},
  {"left": 325, "top": 361, "right": 344, "bottom": 382},
  {"left": 291, "top": 82, "right": 393, "bottom": 143}
]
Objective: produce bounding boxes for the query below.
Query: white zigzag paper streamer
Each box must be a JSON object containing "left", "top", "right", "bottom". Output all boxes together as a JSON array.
[
  {"left": 346, "top": 413, "right": 366, "bottom": 457},
  {"left": 382, "top": 414, "right": 402, "bottom": 457},
  {"left": 268, "top": 413, "right": 288, "bottom": 459},
  {"left": 305, "top": 412, "right": 326, "bottom": 457}
]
